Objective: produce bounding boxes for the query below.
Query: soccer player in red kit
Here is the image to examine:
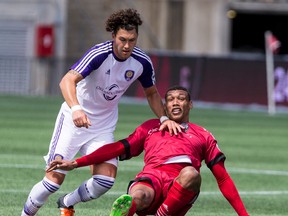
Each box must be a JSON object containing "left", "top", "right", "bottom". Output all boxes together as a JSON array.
[{"left": 47, "top": 86, "right": 249, "bottom": 216}]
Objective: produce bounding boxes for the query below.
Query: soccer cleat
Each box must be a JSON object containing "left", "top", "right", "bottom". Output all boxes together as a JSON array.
[
  {"left": 57, "top": 195, "right": 75, "bottom": 216},
  {"left": 109, "top": 194, "right": 133, "bottom": 216},
  {"left": 59, "top": 208, "right": 75, "bottom": 216}
]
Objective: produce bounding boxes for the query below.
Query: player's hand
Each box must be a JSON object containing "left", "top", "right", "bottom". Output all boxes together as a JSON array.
[
  {"left": 72, "top": 110, "right": 92, "bottom": 128},
  {"left": 46, "top": 160, "right": 78, "bottom": 172},
  {"left": 159, "top": 119, "right": 184, "bottom": 135}
]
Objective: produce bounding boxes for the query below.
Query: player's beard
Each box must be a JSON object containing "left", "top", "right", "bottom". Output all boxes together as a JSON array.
[{"left": 120, "top": 49, "right": 131, "bottom": 59}]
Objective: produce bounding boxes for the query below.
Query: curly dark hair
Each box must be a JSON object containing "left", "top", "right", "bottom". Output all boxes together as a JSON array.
[{"left": 105, "top": 8, "right": 143, "bottom": 34}]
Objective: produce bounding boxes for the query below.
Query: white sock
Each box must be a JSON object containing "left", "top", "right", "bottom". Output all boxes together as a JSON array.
[
  {"left": 21, "top": 177, "right": 60, "bottom": 216},
  {"left": 64, "top": 175, "right": 115, "bottom": 207}
]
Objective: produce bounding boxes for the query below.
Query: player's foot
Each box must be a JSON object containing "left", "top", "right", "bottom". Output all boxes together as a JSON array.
[
  {"left": 109, "top": 194, "right": 133, "bottom": 216},
  {"left": 57, "top": 195, "right": 75, "bottom": 216}
]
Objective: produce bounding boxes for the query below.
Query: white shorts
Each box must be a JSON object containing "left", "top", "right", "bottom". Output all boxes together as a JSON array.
[{"left": 44, "top": 104, "right": 118, "bottom": 174}]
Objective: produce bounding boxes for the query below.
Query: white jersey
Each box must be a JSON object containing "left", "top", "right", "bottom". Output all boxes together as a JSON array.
[{"left": 69, "top": 40, "right": 156, "bottom": 133}]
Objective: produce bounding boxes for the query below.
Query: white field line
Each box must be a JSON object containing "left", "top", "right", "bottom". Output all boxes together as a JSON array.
[
  {"left": 1, "top": 188, "right": 288, "bottom": 196},
  {"left": 1, "top": 163, "right": 288, "bottom": 176},
  {"left": 1, "top": 162, "right": 287, "bottom": 196},
  {"left": 227, "top": 167, "right": 288, "bottom": 176}
]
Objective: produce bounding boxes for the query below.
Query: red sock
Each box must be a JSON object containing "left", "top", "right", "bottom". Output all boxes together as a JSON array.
[
  {"left": 128, "top": 200, "right": 137, "bottom": 216},
  {"left": 156, "top": 181, "right": 198, "bottom": 216}
]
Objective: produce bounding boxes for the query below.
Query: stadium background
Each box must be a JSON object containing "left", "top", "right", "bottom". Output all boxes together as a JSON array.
[
  {"left": 0, "top": 1, "right": 288, "bottom": 215},
  {"left": 0, "top": 0, "right": 288, "bottom": 110}
]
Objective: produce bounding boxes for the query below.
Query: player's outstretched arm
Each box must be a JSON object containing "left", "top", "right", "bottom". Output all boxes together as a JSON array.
[
  {"left": 46, "top": 141, "right": 126, "bottom": 173},
  {"left": 46, "top": 160, "right": 78, "bottom": 172},
  {"left": 211, "top": 161, "right": 249, "bottom": 216}
]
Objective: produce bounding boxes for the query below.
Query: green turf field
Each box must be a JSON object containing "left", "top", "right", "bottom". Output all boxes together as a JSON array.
[{"left": 0, "top": 95, "right": 287, "bottom": 216}]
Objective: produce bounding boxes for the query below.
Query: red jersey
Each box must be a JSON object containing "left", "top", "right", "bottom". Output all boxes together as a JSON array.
[
  {"left": 75, "top": 119, "right": 249, "bottom": 216},
  {"left": 119, "top": 119, "right": 225, "bottom": 171}
]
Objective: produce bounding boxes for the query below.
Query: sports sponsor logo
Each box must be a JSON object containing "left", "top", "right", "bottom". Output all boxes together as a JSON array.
[
  {"left": 148, "top": 127, "right": 159, "bottom": 135},
  {"left": 96, "top": 84, "right": 125, "bottom": 101}
]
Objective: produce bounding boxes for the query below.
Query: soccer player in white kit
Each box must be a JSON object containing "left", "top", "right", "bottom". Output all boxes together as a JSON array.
[{"left": 21, "top": 8, "right": 182, "bottom": 216}]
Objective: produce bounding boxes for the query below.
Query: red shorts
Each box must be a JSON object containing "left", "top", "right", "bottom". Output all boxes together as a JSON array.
[{"left": 127, "top": 163, "right": 191, "bottom": 215}]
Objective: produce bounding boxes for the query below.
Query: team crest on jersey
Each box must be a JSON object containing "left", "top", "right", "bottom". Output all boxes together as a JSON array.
[
  {"left": 54, "top": 154, "right": 63, "bottom": 161},
  {"left": 124, "top": 70, "right": 134, "bottom": 81}
]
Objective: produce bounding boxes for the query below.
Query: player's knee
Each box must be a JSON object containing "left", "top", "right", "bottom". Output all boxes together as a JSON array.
[
  {"left": 130, "top": 188, "right": 154, "bottom": 211},
  {"left": 178, "top": 166, "right": 201, "bottom": 191},
  {"left": 46, "top": 171, "right": 66, "bottom": 185}
]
